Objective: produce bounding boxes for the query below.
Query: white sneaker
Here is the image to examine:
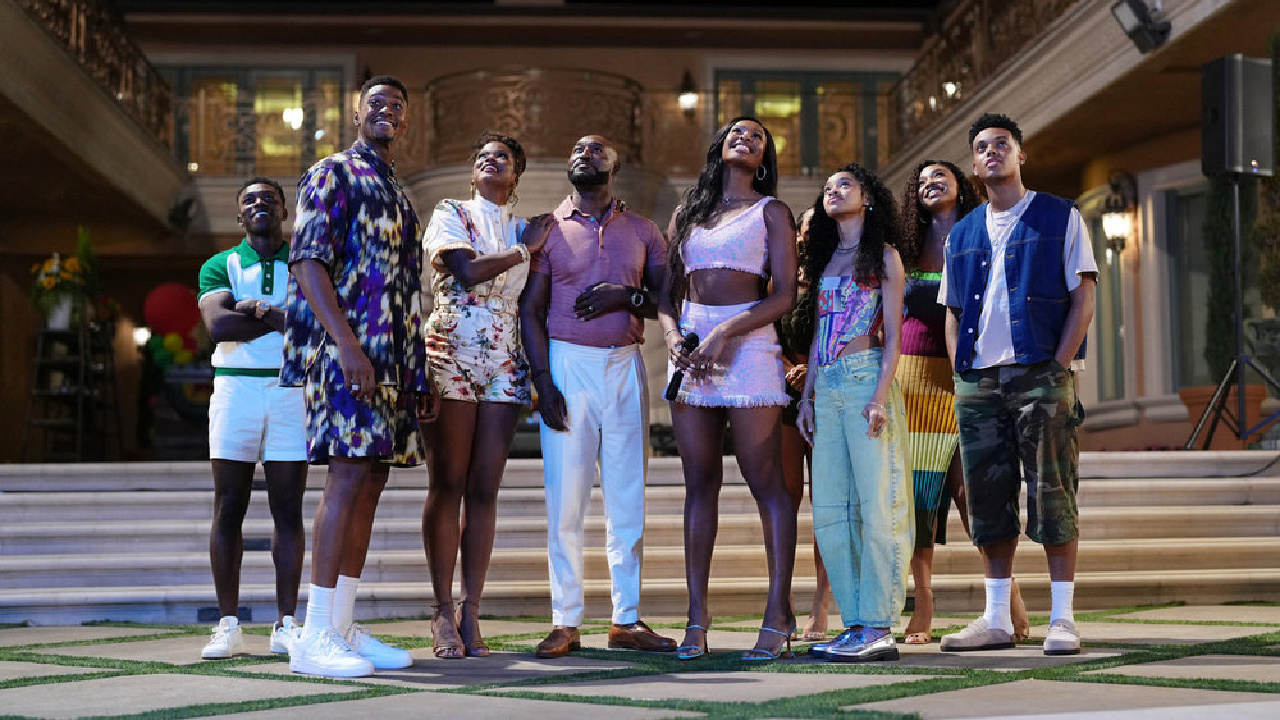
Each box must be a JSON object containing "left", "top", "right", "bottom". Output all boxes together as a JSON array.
[
  {"left": 289, "top": 627, "right": 375, "bottom": 677},
  {"left": 270, "top": 615, "right": 300, "bottom": 654},
  {"left": 1043, "top": 618, "right": 1081, "bottom": 656},
  {"left": 201, "top": 616, "right": 246, "bottom": 659},
  {"left": 347, "top": 623, "right": 413, "bottom": 669}
]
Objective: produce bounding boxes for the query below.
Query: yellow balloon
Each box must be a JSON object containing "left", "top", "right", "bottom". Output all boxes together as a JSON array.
[
  {"left": 163, "top": 332, "right": 183, "bottom": 353},
  {"left": 174, "top": 349, "right": 194, "bottom": 366}
]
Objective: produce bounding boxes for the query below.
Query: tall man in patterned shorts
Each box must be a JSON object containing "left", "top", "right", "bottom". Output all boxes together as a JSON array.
[
  {"left": 939, "top": 113, "right": 1097, "bottom": 656},
  {"left": 281, "top": 75, "right": 433, "bottom": 677}
]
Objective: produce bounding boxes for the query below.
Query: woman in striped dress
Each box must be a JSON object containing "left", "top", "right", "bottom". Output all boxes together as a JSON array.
[{"left": 896, "top": 160, "right": 1027, "bottom": 643}]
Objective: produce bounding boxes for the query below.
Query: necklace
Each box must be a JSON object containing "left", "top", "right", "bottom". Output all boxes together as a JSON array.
[
  {"left": 722, "top": 195, "right": 753, "bottom": 205},
  {"left": 834, "top": 244, "right": 857, "bottom": 253}
]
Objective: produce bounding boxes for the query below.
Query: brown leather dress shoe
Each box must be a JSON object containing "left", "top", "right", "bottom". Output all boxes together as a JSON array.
[
  {"left": 534, "top": 626, "right": 580, "bottom": 658},
  {"left": 608, "top": 620, "right": 677, "bottom": 652}
]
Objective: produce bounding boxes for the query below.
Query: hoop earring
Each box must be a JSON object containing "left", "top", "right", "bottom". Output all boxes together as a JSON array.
[
  {"left": 866, "top": 205, "right": 873, "bottom": 212},
  {"left": 509, "top": 188, "right": 519, "bottom": 207},
  {"left": 755, "top": 165, "right": 768, "bottom": 181}
]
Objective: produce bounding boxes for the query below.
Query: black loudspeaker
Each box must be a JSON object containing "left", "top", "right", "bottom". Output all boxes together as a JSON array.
[{"left": 1202, "top": 54, "right": 1274, "bottom": 177}]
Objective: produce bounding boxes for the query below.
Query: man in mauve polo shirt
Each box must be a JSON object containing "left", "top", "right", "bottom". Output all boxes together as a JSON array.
[{"left": 519, "top": 135, "right": 676, "bottom": 659}]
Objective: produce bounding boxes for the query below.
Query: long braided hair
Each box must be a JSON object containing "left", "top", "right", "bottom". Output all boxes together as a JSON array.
[{"left": 666, "top": 116, "right": 779, "bottom": 311}]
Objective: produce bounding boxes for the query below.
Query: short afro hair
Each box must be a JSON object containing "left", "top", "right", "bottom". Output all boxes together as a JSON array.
[
  {"left": 472, "top": 131, "right": 527, "bottom": 177},
  {"left": 968, "top": 113, "right": 1023, "bottom": 146},
  {"left": 236, "top": 176, "right": 285, "bottom": 203},
  {"left": 360, "top": 75, "right": 408, "bottom": 103}
]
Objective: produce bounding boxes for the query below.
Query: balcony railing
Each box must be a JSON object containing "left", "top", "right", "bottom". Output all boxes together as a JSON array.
[
  {"left": 424, "top": 67, "right": 644, "bottom": 168},
  {"left": 888, "top": 0, "right": 1079, "bottom": 155},
  {"left": 19, "top": 0, "right": 173, "bottom": 149}
]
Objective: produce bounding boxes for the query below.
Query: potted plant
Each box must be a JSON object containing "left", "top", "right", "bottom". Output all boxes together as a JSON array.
[{"left": 30, "top": 251, "right": 88, "bottom": 330}]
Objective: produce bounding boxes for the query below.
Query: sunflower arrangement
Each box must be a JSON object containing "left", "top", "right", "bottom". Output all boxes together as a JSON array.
[
  {"left": 30, "top": 227, "right": 99, "bottom": 318},
  {"left": 30, "top": 252, "right": 89, "bottom": 314}
]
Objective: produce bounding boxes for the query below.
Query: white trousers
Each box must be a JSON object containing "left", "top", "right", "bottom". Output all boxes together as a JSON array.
[{"left": 541, "top": 339, "right": 649, "bottom": 626}]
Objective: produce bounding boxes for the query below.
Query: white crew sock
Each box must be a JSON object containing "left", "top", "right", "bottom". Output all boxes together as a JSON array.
[
  {"left": 1050, "top": 581, "right": 1075, "bottom": 625},
  {"left": 981, "top": 577, "right": 1014, "bottom": 634},
  {"left": 333, "top": 575, "right": 360, "bottom": 634},
  {"left": 301, "top": 584, "right": 336, "bottom": 640}
]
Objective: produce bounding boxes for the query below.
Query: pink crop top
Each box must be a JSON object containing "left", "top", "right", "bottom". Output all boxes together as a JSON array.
[{"left": 681, "top": 197, "right": 771, "bottom": 277}]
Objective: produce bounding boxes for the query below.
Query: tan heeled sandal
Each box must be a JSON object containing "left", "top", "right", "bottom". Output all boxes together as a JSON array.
[
  {"left": 432, "top": 603, "right": 465, "bottom": 660},
  {"left": 455, "top": 600, "right": 491, "bottom": 657},
  {"left": 903, "top": 587, "right": 934, "bottom": 644}
]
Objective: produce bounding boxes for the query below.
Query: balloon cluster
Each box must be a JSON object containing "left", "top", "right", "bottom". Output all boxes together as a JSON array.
[{"left": 142, "top": 283, "right": 204, "bottom": 369}]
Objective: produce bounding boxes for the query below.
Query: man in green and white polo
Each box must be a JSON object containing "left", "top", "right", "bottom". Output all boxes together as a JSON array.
[{"left": 196, "top": 177, "right": 308, "bottom": 660}]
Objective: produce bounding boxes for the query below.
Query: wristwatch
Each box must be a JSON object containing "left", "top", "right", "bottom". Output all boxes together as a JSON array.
[
  {"left": 629, "top": 288, "right": 646, "bottom": 309},
  {"left": 255, "top": 300, "right": 270, "bottom": 319}
]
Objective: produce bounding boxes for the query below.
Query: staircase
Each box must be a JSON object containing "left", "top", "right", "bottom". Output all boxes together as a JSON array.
[{"left": 1, "top": 452, "right": 1279, "bottom": 625}]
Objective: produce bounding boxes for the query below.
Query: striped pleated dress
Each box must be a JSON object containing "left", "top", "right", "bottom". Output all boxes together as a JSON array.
[{"left": 895, "top": 270, "right": 959, "bottom": 548}]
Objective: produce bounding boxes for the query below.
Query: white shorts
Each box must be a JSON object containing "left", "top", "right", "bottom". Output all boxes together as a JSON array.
[{"left": 208, "top": 374, "right": 306, "bottom": 462}]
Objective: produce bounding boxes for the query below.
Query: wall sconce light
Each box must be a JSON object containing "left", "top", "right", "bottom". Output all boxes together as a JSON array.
[
  {"left": 133, "top": 326, "right": 152, "bottom": 348},
  {"left": 1102, "top": 169, "right": 1138, "bottom": 253},
  {"left": 677, "top": 70, "right": 698, "bottom": 119},
  {"left": 1111, "top": 0, "right": 1170, "bottom": 54},
  {"left": 941, "top": 81, "right": 961, "bottom": 100}
]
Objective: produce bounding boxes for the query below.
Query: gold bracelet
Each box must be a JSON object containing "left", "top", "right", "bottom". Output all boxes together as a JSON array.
[{"left": 514, "top": 244, "right": 531, "bottom": 263}]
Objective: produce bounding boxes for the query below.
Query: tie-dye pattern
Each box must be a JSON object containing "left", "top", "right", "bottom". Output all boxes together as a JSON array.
[{"left": 280, "top": 141, "right": 427, "bottom": 465}]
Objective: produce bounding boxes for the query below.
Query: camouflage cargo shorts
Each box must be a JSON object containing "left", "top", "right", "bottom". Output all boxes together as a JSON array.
[{"left": 954, "top": 360, "right": 1084, "bottom": 546}]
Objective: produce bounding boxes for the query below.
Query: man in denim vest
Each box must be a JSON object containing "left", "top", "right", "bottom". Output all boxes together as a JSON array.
[{"left": 938, "top": 113, "right": 1097, "bottom": 656}]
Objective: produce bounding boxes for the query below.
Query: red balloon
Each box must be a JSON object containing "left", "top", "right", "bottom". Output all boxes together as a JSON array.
[
  {"left": 182, "top": 332, "right": 198, "bottom": 351},
  {"left": 144, "top": 283, "right": 200, "bottom": 336}
]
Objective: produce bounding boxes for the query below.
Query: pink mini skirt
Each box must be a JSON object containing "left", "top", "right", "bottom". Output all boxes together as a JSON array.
[{"left": 668, "top": 300, "right": 789, "bottom": 408}]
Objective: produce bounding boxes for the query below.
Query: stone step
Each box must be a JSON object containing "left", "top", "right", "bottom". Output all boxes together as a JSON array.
[
  {"left": 5, "top": 567, "right": 1280, "bottom": 626},
  {"left": 2, "top": 451, "right": 1279, "bottom": 493},
  {"left": 0, "top": 485, "right": 777, "bottom": 524},
  {"left": 4, "top": 503, "right": 1278, "bottom": 557},
  {"left": 6, "top": 536, "right": 1279, "bottom": 590},
  {"left": 4, "top": 476, "right": 1280, "bottom": 527}
]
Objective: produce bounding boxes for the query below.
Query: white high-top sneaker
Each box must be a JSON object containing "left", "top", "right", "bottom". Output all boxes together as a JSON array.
[
  {"left": 269, "top": 615, "right": 300, "bottom": 654},
  {"left": 201, "top": 616, "right": 246, "bottom": 659}
]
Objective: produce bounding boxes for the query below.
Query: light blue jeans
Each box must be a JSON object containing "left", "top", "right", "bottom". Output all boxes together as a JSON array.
[{"left": 811, "top": 348, "right": 914, "bottom": 629}]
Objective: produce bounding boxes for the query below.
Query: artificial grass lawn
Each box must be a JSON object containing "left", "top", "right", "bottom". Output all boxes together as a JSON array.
[{"left": 0, "top": 603, "right": 1276, "bottom": 720}]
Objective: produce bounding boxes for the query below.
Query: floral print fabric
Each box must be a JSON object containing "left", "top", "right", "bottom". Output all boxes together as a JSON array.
[{"left": 422, "top": 198, "right": 531, "bottom": 404}]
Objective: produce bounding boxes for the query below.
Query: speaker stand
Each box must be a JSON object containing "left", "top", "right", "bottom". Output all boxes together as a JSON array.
[{"left": 1185, "top": 173, "right": 1280, "bottom": 449}]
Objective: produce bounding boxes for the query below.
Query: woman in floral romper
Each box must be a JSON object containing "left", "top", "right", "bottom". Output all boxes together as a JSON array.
[{"left": 420, "top": 132, "right": 550, "bottom": 658}]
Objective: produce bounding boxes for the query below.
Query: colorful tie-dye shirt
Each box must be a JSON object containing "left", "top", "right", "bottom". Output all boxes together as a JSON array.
[{"left": 280, "top": 141, "right": 428, "bottom": 393}]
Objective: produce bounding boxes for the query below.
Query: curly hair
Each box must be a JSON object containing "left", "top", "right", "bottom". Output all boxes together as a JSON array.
[
  {"left": 968, "top": 112, "right": 1022, "bottom": 146},
  {"left": 804, "top": 163, "right": 898, "bottom": 288},
  {"left": 897, "top": 159, "right": 979, "bottom": 272},
  {"left": 470, "top": 131, "right": 526, "bottom": 178},
  {"left": 667, "top": 116, "right": 779, "bottom": 311}
]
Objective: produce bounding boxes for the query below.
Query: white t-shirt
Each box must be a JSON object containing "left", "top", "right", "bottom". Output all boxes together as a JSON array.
[{"left": 938, "top": 190, "right": 1098, "bottom": 369}]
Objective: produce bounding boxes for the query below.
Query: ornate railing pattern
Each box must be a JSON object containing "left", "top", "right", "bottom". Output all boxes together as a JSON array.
[
  {"left": 888, "top": 0, "right": 1079, "bottom": 154},
  {"left": 425, "top": 67, "right": 643, "bottom": 168},
  {"left": 19, "top": 0, "right": 173, "bottom": 148}
]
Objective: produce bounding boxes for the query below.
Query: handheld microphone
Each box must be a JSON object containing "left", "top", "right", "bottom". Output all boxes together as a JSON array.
[{"left": 664, "top": 332, "right": 700, "bottom": 401}]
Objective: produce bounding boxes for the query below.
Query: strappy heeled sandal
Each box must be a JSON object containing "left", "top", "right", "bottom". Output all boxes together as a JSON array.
[
  {"left": 431, "top": 603, "right": 464, "bottom": 660},
  {"left": 456, "top": 600, "right": 491, "bottom": 657},
  {"left": 742, "top": 625, "right": 795, "bottom": 662},
  {"left": 677, "top": 624, "right": 709, "bottom": 660}
]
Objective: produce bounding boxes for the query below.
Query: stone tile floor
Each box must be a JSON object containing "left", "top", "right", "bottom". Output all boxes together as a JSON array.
[{"left": 0, "top": 604, "right": 1275, "bottom": 719}]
